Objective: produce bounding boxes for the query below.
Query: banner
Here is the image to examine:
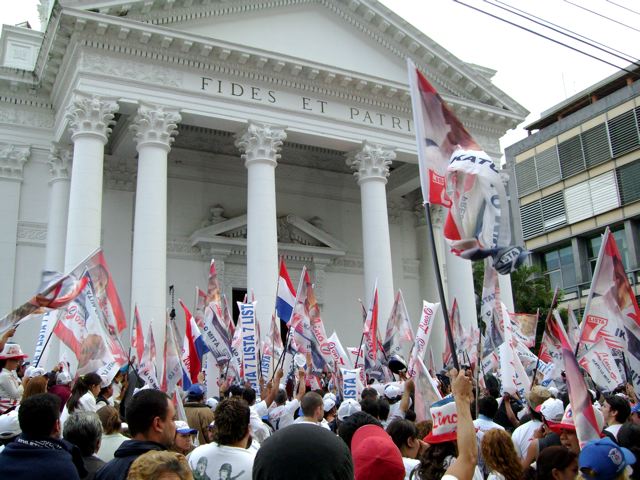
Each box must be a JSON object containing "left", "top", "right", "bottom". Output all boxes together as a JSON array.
[
  {"left": 340, "top": 367, "right": 363, "bottom": 401},
  {"left": 180, "top": 300, "right": 210, "bottom": 383},
  {"left": 383, "top": 290, "right": 415, "bottom": 359},
  {"left": 238, "top": 302, "right": 259, "bottom": 392},
  {"left": 480, "top": 260, "right": 503, "bottom": 356},
  {"left": 276, "top": 258, "right": 296, "bottom": 325},
  {"left": 131, "top": 306, "right": 144, "bottom": 365},
  {"left": 32, "top": 310, "right": 59, "bottom": 368},
  {"left": 328, "top": 331, "right": 352, "bottom": 370},
  {"left": 200, "top": 303, "right": 232, "bottom": 365},
  {"left": 138, "top": 323, "right": 159, "bottom": 389},
  {"left": 408, "top": 301, "right": 440, "bottom": 377},
  {"left": 578, "top": 338, "right": 623, "bottom": 393},
  {"left": 289, "top": 267, "right": 312, "bottom": 356},
  {"left": 537, "top": 310, "right": 566, "bottom": 382},
  {"left": 510, "top": 311, "right": 538, "bottom": 349},
  {"left": 306, "top": 273, "right": 334, "bottom": 373},
  {"left": 413, "top": 356, "right": 442, "bottom": 422},
  {"left": 499, "top": 303, "right": 530, "bottom": 398},
  {"left": 162, "top": 319, "right": 182, "bottom": 395}
]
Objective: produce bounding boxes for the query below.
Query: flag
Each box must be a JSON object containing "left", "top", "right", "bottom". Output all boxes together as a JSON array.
[
  {"left": 498, "top": 299, "right": 530, "bottom": 398},
  {"left": 413, "top": 357, "right": 443, "bottom": 422},
  {"left": 510, "top": 311, "right": 538, "bottom": 349},
  {"left": 383, "top": 290, "right": 414, "bottom": 359},
  {"left": 567, "top": 309, "right": 581, "bottom": 351},
  {"left": 407, "top": 59, "right": 524, "bottom": 272},
  {"left": 480, "top": 260, "right": 503, "bottom": 356},
  {"left": 138, "top": 323, "right": 159, "bottom": 389},
  {"left": 578, "top": 338, "right": 624, "bottom": 393},
  {"left": 131, "top": 305, "right": 145, "bottom": 365},
  {"left": 341, "top": 367, "right": 363, "bottom": 400},
  {"left": 199, "top": 303, "right": 232, "bottom": 365},
  {"left": 0, "top": 271, "right": 87, "bottom": 336},
  {"left": 537, "top": 310, "right": 566, "bottom": 383},
  {"left": 265, "top": 313, "right": 284, "bottom": 377},
  {"left": 306, "top": 273, "right": 334, "bottom": 373},
  {"left": 560, "top": 323, "right": 602, "bottom": 446},
  {"left": 289, "top": 267, "right": 312, "bottom": 356},
  {"left": 161, "top": 317, "right": 182, "bottom": 395},
  {"left": 579, "top": 228, "right": 640, "bottom": 394},
  {"left": 180, "top": 299, "right": 210, "bottom": 383},
  {"left": 276, "top": 258, "right": 297, "bottom": 325},
  {"left": 206, "top": 259, "right": 222, "bottom": 306},
  {"left": 443, "top": 299, "right": 466, "bottom": 367},
  {"left": 362, "top": 281, "right": 386, "bottom": 379},
  {"left": 327, "top": 331, "right": 352, "bottom": 370},
  {"left": 193, "top": 287, "right": 207, "bottom": 330},
  {"left": 221, "top": 294, "right": 235, "bottom": 337},
  {"left": 407, "top": 301, "right": 440, "bottom": 377}
]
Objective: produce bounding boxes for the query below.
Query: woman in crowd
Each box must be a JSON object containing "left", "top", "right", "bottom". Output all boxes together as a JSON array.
[
  {"left": 535, "top": 446, "right": 578, "bottom": 480},
  {"left": 128, "top": 450, "right": 193, "bottom": 480},
  {"left": 21, "top": 374, "right": 48, "bottom": 400},
  {"left": 96, "top": 405, "right": 128, "bottom": 462},
  {"left": 61, "top": 372, "right": 102, "bottom": 424},
  {"left": 0, "top": 343, "right": 28, "bottom": 414},
  {"left": 481, "top": 429, "right": 524, "bottom": 480}
]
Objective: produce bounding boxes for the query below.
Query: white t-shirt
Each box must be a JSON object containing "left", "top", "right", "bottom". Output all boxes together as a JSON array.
[
  {"left": 511, "top": 419, "right": 542, "bottom": 459},
  {"left": 189, "top": 442, "right": 255, "bottom": 480},
  {"left": 249, "top": 401, "right": 270, "bottom": 443},
  {"left": 402, "top": 457, "right": 420, "bottom": 480},
  {"left": 268, "top": 399, "right": 299, "bottom": 431},
  {"left": 60, "top": 391, "right": 97, "bottom": 427},
  {"left": 96, "top": 432, "right": 128, "bottom": 462},
  {"left": 605, "top": 424, "right": 623, "bottom": 438}
]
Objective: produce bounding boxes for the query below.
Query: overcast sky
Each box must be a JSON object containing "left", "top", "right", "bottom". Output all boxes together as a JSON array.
[{"left": 2, "top": 0, "right": 639, "bottom": 155}]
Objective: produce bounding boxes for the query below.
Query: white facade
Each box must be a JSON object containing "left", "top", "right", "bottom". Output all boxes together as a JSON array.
[{"left": 0, "top": 0, "right": 526, "bottom": 364}]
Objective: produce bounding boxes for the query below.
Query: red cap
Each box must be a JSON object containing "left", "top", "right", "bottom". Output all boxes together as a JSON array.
[{"left": 352, "top": 425, "right": 405, "bottom": 480}]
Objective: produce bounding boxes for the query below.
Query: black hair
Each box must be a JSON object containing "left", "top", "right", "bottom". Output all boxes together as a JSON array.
[
  {"left": 360, "top": 397, "right": 380, "bottom": 419},
  {"left": 386, "top": 418, "right": 418, "bottom": 451},
  {"left": 18, "top": 393, "right": 60, "bottom": 439},
  {"left": 275, "top": 389, "right": 287, "bottom": 405},
  {"left": 126, "top": 389, "right": 171, "bottom": 436},
  {"left": 338, "top": 411, "right": 382, "bottom": 450},
  {"left": 618, "top": 423, "right": 640, "bottom": 480},
  {"left": 242, "top": 387, "right": 256, "bottom": 406},
  {"left": 405, "top": 409, "right": 417, "bottom": 422},
  {"left": 536, "top": 446, "right": 577, "bottom": 480},
  {"left": 484, "top": 374, "right": 500, "bottom": 399},
  {"left": 67, "top": 372, "right": 101, "bottom": 413},
  {"left": 361, "top": 387, "right": 378, "bottom": 400},
  {"left": 412, "top": 441, "right": 457, "bottom": 480},
  {"left": 478, "top": 396, "right": 499, "bottom": 419},
  {"left": 378, "top": 398, "right": 390, "bottom": 421},
  {"left": 605, "top": 395, "right": 631, "bottom": 423},
  {"left": 228, "top": 385, "right": 244, "bottom": 398}
]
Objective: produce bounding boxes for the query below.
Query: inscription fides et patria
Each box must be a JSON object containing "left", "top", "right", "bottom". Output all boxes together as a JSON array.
[{"left": 200, "top": 76, "right": 412, "bottom": 133}]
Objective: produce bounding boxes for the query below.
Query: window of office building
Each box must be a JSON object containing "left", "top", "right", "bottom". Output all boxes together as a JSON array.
[
  {"left": 542, "top": 245, "right": 577, "bottom": 293},
  {"left": 586, "top": 228, "right": 629, "bottom": 276}
]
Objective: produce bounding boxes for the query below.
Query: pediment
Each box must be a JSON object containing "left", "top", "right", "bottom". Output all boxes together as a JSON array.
[
  {"left": 190, "top": 208, "right": 347, "bottom": 256},
  {"left": 56, "top": 0, "right": 528, "bottom": 119}
]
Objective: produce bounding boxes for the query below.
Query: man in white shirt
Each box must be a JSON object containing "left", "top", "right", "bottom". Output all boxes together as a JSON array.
[
  {"left": 602, "top": 395, "right": 631, "bottom": 440},
  {"left": 268, "top": 369, "right": 305, "bottom": 431},
  {"left": 242, "top": 369, "right": 282, "bottom": 443},
  {"left": 473, "top": 396, "right": 504, "bottom": 477},
  {"left": 511, "top": 386, "right": 552, "bottom": 459},
  {"left": 188, "top": 398, "right": 255, "bottom": 480},
  {"left": 293, "top": 392, "right": 324, "bottom": 425}
]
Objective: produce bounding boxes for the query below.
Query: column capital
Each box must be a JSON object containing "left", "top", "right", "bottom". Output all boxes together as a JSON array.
[
  {"left": 48, "top": 144, "right": 72, "bottom": 183},
  {"left": 131, "top": 102, "right": 181, "bottom": 152},
  {"left": 346, "top": 141, "right": 395, "bottom": 184},
  {"left": 235, "top": 122, "right": 287, "bottom": 168},
  {"left": 66, "top": 92, "right": 119, "bottom": 143},
  {"left": 0, "top": 143, "right": 30, "bottom": 181}
]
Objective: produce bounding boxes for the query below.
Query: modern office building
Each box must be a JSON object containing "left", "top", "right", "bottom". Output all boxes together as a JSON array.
[{"left": 506, "top": 65, "right": 640, "bottom": 314}]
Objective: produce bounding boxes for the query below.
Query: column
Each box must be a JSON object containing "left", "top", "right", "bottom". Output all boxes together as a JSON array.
[
  {"left": 347, "top": 141, "right": 396, "bottom": 330},
  {"left": 45, "top": 145, "right": 72, "bottom": 272},
  {"left": 235, "top": 122, "right": 286, "bottom": 334},
  {"left": 0, "top": 144, "right": 30, "bottom": 314},
  {"left": 64, "top": 93, "right": 119, "bottom": 271},
  {"left": 130, "top": 102, "right": 181, "bottom": 350}
]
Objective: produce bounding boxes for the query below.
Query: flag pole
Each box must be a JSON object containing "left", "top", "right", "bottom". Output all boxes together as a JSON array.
[
  {"left": 531, "top": 287, "right": 560, "bottom": 384},
  {"left": 354, "top": 298, "right": 368, "bottom": 369},
  {"left": 423, "top": 202, "right": 459, "bottom": 370}
]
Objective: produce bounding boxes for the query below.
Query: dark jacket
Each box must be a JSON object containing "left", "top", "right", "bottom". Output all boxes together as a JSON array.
[
  {"left": 0, "top": 435, "right": 83, "bottom": 480},
  {"left": 95, "top": 439, "right": 166, "bottom": 480}
]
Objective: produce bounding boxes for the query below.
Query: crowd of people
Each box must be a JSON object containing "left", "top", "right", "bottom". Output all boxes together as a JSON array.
[{"left": 0, "top": 335, "right": 639, "bottom": 480}]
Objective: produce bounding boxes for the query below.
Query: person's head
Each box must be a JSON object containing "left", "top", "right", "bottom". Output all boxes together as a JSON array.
[
  {"left": 386, "top": 418, "right": 420, "bottom": 459},
  {"left": 478, "top": 395, "right": 499, "bottom": 419},
  {"left": 536, "top": 446, "right": 578, "bottom": 480},
  {"left": 63, "top": 411, "right": 102, "bottom": 456},
  {"left": 617, "top": 423, "right": 640, "bottom": 480},
  {"left": 551, "top": 405, "right": 604, "bottom": 454},
  {"left": 630, "top": 404, "right": 640, "bottom": 425},
  {"left": 275, "top": 389, "right": 288, "bottom": 406},
  {"left": 99, "top": 382, "right": 113, "bottom": 401},
  {"left": 0, "top": 409, "right": 21, "bottom": 445},
  {"left": 603, "top": 395, "right": 631, "bottom": 426},
  {"left": 22, "top": 374, "right": 48, "bottom": 400},
  {"left": 126, "top": 389, "right": 175, "bottom": 447},
  {"left": 361, "top": 387, "right": 378, "bottom": 401},
  {"left": 360, "top": 397, "right": 380, "bottom": 419},
  {"left": 301, "top": 392, "right": 324, "bottom": 422},
  {"left": 352, "top": 424, "right": 404, "bottom": 480},
  {"left": 484, "top": 374, "right": 500, "bottom": 398},
  {"left": 383, "top": 384, "right": 402, "bottom": 403},
  {"left": 253, "top": 423, "right": 353, "bottom": 480},
  {"left": 378, "top": 398, "right": 390, "bottom": 422},
  {"left": 18, "top": 393, "right": 61, "bottom": 439},
  {"left": 213, "top": 398, "right": 250, "bottom": 447},
  {"left": 242, "top": 387, "right": 257, "bottom": 406},
  {"left": 527, "top": 386, "right": 552, "bottom": 412},
  {"left": 172, "top": 420, "right": 196, "bottom": 455},
  {"left": 579, "top": 438, "right": 636, "bottom": 480},
  {"left": 415, "top": 420, "right": 432, "bottom": 439},
  {"left": 481, "top": 428, "right": 524, "bottom": 480},
  {"left": 337, "top": 399, "right": 362, "bottom": 423},
  {"left": 186, "top": 383, "right": 206, "bottom": 403},
  {"left": 0, "top": 343, "right": 28, "bottom": 371},
  {"left": 67, "top": 372, "right": 102, "bottom": 413},
  {"left": 127, "top": 450, "right": 192, "bottom": 480},
  {"left": 97, "top": 405, "right": 122, "bottom": 435},
  {"left": 228, "top": 384, "right": 244, "bottom": 398},
  {"left": 338, "top": 411, "right": 382, "bottom": 450},
  {"left": 413, "top": 440, "right": 457, "bottom": 480}
]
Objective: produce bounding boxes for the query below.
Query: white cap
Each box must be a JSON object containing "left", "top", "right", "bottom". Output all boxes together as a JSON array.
[
  {"left": 548, "top": 386, "right": 559, "bottom": 398},
  {"left": 323, "top": 398, "right": 336, "bottom": 412},
  {"left": 206, "top": 398, "right": 219, "bottom": 410},
  {"left": 56, "top": 371, "right": 72, "bottom": 385},
  {"left": 24, "top": 366, "right": 46, "bottom": 379},
  {"left": 337, "top": 399, "right": 361, "bottom": 421},
  {"left": 100, "top": 374, "right": 112, "bottom": 389},
  {"left": 538, "top": 398, "right": 564, "bottom": 422},
  {"left": 0, "top": 410, "right": 21, "bottom": 439},
  {"left": 323, "top": 392, "right": 337, "bottom": 403},
  {"left": 384, "top": 384, "right": 402, "bottom": 399}
]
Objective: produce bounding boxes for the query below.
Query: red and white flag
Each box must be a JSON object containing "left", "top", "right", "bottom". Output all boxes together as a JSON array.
[
  {"left": 138, "top": 323, "right": 159, "bottom": 389},
  {"left": 413, "top": 356, "right": 443, "bottom": 422},
  {"left": 578, "top": 338, "right": 624, "bottom": 393},
  {"left": 407, "top": 301, "right": 440, "bottom": 378},
  {"left": 131, "top": 305, "right": 144, "bottom": 366},
  {"left": 510, "top": 311, "right": 538, "bottom": 349},
  {"left": 161, "top": 317, "right": 182, "bottom": 395},
  {"left": 328, "top": 331, "right": 352, "bottom": 370},
  {"left": 289, "top": 267, "right": 312, "bottom": 356}
]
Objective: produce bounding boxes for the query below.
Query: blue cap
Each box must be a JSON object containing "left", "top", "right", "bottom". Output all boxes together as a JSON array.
[
  {"left": 579, "top": 438, "right": 636, "bottom": 480},
  {"left": 631, "top": 403, "right": 640, "bottom": 414},
  {"left": 187, "top": 383, "right": 206, "bottom": 398}
]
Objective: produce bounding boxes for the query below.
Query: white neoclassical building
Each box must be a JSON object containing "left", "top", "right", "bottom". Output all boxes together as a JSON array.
[{"left": 0, "top": 0, "right": 527, "bottom": 363}]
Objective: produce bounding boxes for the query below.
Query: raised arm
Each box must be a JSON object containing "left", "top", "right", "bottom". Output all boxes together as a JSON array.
[
  {"left": 295, "top": 369, "right": 306, "bottom": 402},
  {"left": 444, "top": 369, "right": 477, "bottom": 480},
  {"left": 263, "top": 369, "right": 283, "bottom": 407}
]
